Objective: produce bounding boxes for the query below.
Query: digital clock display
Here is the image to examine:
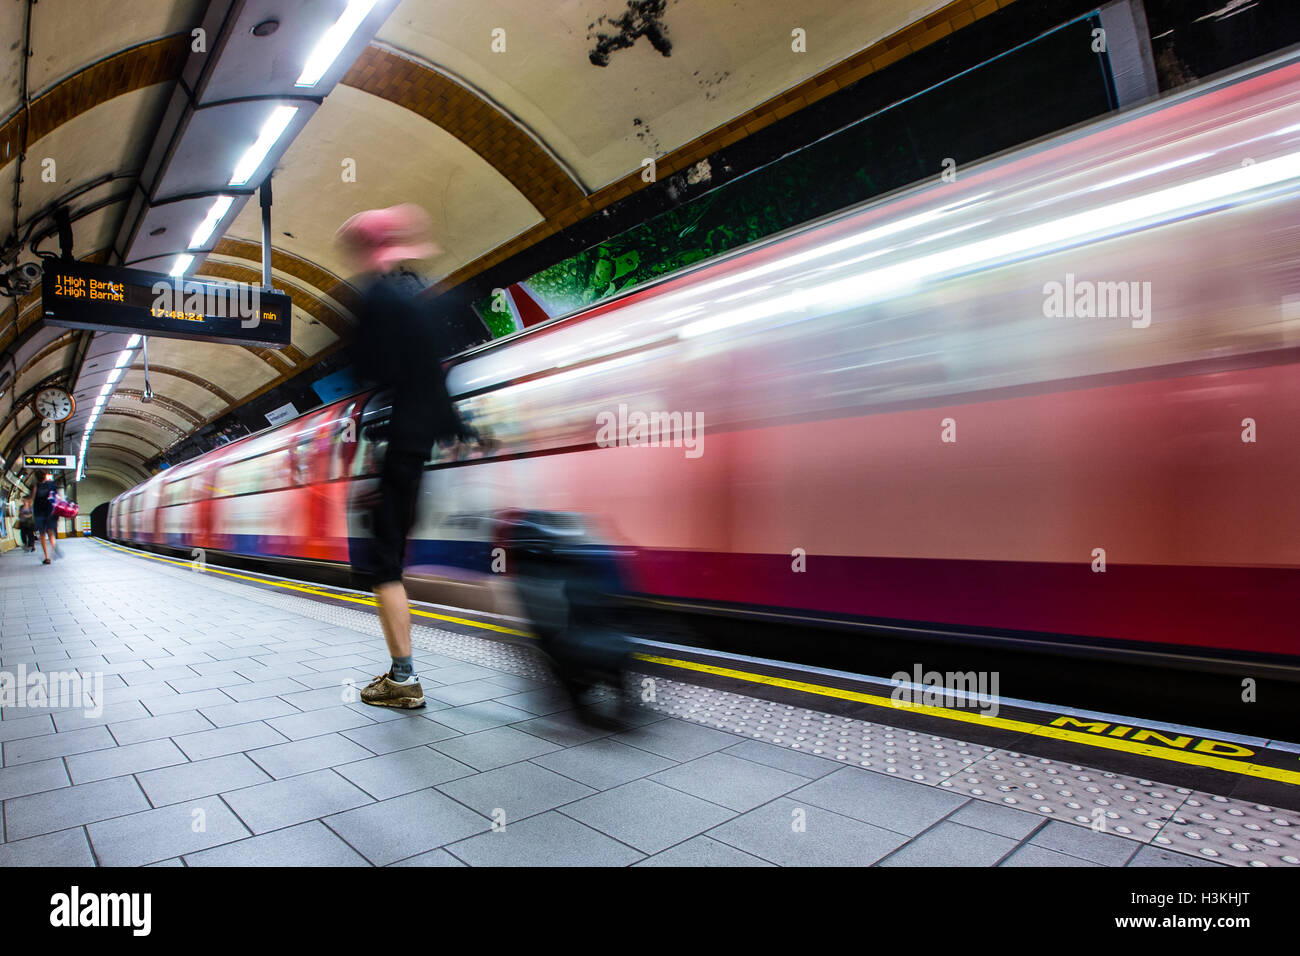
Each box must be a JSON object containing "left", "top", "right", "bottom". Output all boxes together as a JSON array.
[{"left": 42, "top": 260, "right": 292, "bottom": 348}]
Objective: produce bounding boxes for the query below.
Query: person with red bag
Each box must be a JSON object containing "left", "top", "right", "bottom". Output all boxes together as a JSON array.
[{"left": 31, "top": 471, "right": 60, "bottom": 564}]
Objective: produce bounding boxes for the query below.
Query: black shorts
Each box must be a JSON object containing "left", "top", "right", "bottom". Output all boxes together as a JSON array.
[
  {"left": 33, "top": 513, "right": 57, "bottom": 535},
  {"left": 354, "top": 451, "right": 425, "bottom": 589}
]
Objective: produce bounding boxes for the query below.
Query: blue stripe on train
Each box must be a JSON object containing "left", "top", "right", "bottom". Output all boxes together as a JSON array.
[{"left": 136, "top": 535, "right": 621, "bottom": 589}]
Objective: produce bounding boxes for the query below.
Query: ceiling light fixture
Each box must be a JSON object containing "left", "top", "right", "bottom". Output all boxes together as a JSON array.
[
  {"left": 189, "top": 196, "right": 234, "bottom": 249},
  {"left": 295, "top": 0, "right": 378, "bottom": 88},
  {"left": 169, "top": 254, "right": 194, "bottom": 277},
  {"left": 228, "top": 106, "right": 298, "bottom": 186}
]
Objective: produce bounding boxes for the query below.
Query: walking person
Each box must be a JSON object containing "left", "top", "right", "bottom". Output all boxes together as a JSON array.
[
  {"left": 18, "top": 496, "right": 35, "bottom": 551},
  {"left": 336, "top": 204, "right": 471, "bottom": 709},
  {"left": 31, "top": 471, "right": 59, "bottom": 564}
]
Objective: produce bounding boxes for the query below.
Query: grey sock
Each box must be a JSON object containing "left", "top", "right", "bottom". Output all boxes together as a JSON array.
[{"left": 391, "top": 656, "right": 414, "bottom": 681}]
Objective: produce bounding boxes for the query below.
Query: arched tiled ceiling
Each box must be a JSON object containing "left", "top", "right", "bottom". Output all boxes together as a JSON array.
[
  {"left": 373, "top": 0, "right": 952, "bottom": 190},
  {"left": 92, "top": 427, "right": 165, "bottom": 457},
  {"left": 0, "top": 31, "right": 192, "bottom": 171},
  {"left": 4, "top": 83, "right": 174, "bottom": 246},
  {"left": 85, "top": 464, "right": 144, "bottom": 487},
  {"left": 96, "top": 406, "right": 187, "bottom": 443},
  {"left": 224, "top": 83, "right": 544, "bottom": 284},
  {"left": 340, "top": 45, "right": 585, "bottom": 217},
  {"left": 343, "top": 0, "right": 993, "bottom": 291},
  {"left": 4, "top": 2, "right": 202, "bottom": 98},
  {"left": 129, "top": 365, "right": 237, "bottom": 407},
  {"left": 113, "top": 389, "right": 204, "bottom": 428}
]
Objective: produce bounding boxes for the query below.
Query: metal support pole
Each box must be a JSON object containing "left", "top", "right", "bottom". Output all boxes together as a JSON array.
[{"left": 259, "top": 174, "right": 273, "bottom": 289}]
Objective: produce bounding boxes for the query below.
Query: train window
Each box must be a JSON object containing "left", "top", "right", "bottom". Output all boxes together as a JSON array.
[
  {"left": 221, "top": 457, "right": 263, "bottom": 496},
  {"left": 292, "top": 435, "right": 312, "bottom": 486},
  {"left": 163, "top": 479, "right": 185, "bottom": 507},
  {"left": 356, "top": 421, "right": 388, "bottom": 476},
  {"left": 262, "top": 449, "right": 292, "bottom": 491},
  {"left": 352, "top": 394, "right": 391, "bottom": 478}
]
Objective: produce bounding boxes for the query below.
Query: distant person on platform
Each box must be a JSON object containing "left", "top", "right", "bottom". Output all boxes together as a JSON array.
[
  {"left": 31, "top": 471, "right": 59, "bottom": 564},
  {"left": 337, "top": 204, "right": 472, "bottom": 709},
  {"left": 18, "top": 496, "right": 36, "bottom": 552}
]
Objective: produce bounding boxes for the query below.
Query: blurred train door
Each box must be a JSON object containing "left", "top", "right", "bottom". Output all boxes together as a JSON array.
[
  {"left": 195, "top": 457, "right": 224, "bottom": 553},
  {"left": 292, "top": 403, "right": 358, "bottom": 562}
]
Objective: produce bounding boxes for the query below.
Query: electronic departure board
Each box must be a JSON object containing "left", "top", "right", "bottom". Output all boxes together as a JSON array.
[{"left": 42, "top": 260, "right": 291, "bottom": 348}]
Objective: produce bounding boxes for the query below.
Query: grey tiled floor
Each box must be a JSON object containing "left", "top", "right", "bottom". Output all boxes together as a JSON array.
[{"left": 0, "top": 540, "right": 1219, "bottom": 867}]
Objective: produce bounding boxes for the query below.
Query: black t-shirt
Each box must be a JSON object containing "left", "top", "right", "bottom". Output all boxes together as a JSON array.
[
  {"left": 351, "top": 274, "right": 462, "bottom": 459},
  {"left": 32, "top": 480, "right": 56, "bottom": 516}
]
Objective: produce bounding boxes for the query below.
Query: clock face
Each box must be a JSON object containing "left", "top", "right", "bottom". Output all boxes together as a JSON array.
[{"left": 35, "top": 387, "right": 75, "bottom": 423}]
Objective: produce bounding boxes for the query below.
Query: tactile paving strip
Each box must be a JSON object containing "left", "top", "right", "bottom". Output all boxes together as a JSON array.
[
  {"left": 149, "top": 557, "right": 1300, "bottom": 866},
  {"left": 633, "top": 675, "right": 1300, "bottom": 865},
  {"left": 936, "top": 752, "right": 1186, "bottom": 841},
  {"left": 1152, "top": 793, "right": 1300, "bottom": 867},
  {"left": 639, "top": 675, "right": 993, "bottom": 783}
]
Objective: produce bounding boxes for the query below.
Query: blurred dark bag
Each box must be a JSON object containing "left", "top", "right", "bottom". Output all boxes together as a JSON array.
[{"left": 497, "top": 511, "right": 632, "bottom": 696}]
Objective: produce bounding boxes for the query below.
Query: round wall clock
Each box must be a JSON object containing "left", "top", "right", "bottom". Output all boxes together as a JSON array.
[{"left": 34, "top": 386, "right": 75, "bottom": 423}]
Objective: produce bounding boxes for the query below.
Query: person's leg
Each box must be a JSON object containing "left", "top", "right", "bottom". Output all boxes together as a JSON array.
[
  {"left": 373, "top": 580, "right": 411, "bottom": 659},
  {"left": 38, "top": 524, "right": 51, "bottom": 562},
  {"left": 359, "top": 452, "right": 424, "bottom": 707}
]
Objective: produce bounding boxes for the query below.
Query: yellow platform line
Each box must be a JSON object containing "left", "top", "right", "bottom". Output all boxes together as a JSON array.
[
  {"left": 631, "top": 653, "right": 1300, "bottom": 787},
  {"left": 94, "top": 540, "right": 531, "bottom": 637},
  {"left": 95, "top": 540, "right": 1298, "bottom": 787}
]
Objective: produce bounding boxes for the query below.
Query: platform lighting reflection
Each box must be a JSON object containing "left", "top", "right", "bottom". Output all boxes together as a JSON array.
[
  {"left": 1091, "top": 151, "right": 1215, "bottom": 192},
  {"left": 680, "top": 148, "right": 1300, "bottom": 340},
  {"left": 228, "top": 106, "right": 298, "bottom": 186},
  {"left": 295, "top": 0, "right": 379, "bottom": 88}
]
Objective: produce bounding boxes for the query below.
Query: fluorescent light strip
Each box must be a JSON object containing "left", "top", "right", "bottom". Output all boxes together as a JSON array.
[
  {"left": 114, "top": 349, "right": 134, "bottom": 368},
  {"left": 127, "top": 335, "right": 142, "bottom": 348},
  {"left": 170, "top": 254, "right": 194, "bottom": 277},
  {"left": 106, "top": 367, "right": 124, "bottom": 384},
  {"left": 229, "top": 106, "right": 298, "bottom": 186},
  {"left": 99, "top": 383, "right": 113, "bottom": 397},
  {"left": 189, "top": 196, "right": 234, "bottom": 249},
  {"left": 296, "top": 0, "right": 379, "bottom": 88}
]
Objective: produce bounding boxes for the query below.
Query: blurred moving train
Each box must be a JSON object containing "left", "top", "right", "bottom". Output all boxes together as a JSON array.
[{"left": 110, "top": 52, "right": 1300, "bottom": 671}]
